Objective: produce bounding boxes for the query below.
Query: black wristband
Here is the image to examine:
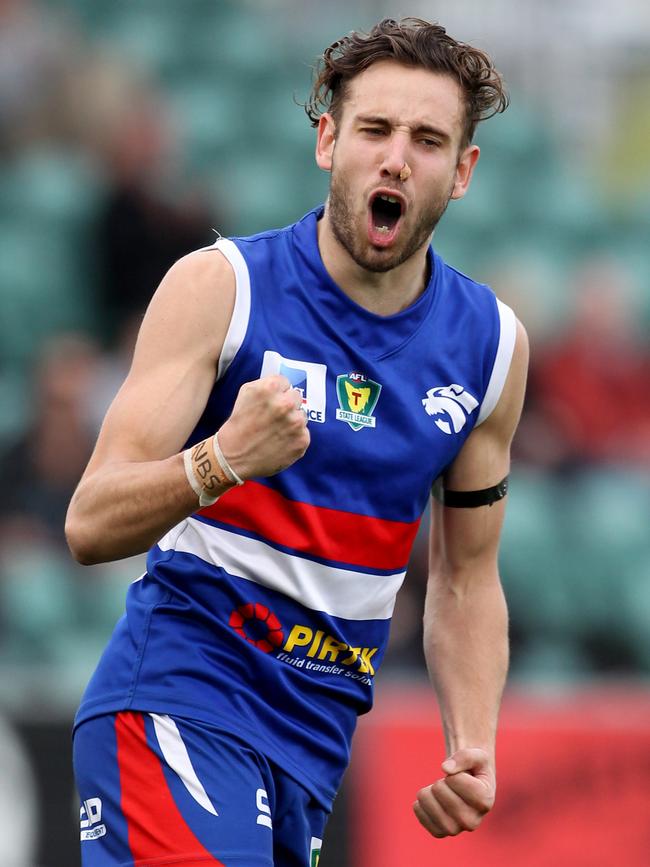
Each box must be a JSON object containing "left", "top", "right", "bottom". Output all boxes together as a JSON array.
[{"left": 432, "top": 475, "right": 509, "bottom": 508}]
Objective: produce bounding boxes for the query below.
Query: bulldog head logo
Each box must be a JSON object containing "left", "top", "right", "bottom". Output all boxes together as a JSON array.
[{"left": 422, "top": 384, "right": 479, "bottom": 435}]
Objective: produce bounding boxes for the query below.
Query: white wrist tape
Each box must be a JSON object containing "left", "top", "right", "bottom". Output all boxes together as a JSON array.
[
  {"left": 183, "top": 446, "right": 220, "bottom": 507},
  {"left": 213, "top": 432, "right": 244, "bottom": 486},
  {"left": 184, "top": 432, "right": 244, "bottom": 508}
]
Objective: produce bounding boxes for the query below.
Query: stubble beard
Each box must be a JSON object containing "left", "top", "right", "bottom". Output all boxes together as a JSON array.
[{"left": 327, "top": 162, "right": 455, "bottom": 274}]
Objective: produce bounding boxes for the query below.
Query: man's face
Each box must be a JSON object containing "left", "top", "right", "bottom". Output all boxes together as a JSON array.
[{"left": 316, "top": 61, "right": 479, "bottom": 273}]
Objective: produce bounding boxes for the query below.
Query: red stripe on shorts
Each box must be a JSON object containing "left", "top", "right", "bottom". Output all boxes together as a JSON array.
[{"left": 115, "top": 712, "right": 224, "bottom": 866}]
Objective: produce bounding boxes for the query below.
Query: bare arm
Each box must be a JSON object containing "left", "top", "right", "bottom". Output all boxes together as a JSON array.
[
  {"left": 65, "top": 250, "right": 309, "bottom": 565},
  {"left": 413, "top": 317, "right": 529, "bottom": 839}
]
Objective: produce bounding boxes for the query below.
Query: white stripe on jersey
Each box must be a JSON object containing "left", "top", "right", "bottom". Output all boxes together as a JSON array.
[
  {"left": 158, "top": 518, "right": 405, "bottom": 621},
  {"left": 214, "top": 238, "right": 252, "bottom": 381},
  {"left": 477, "top": 298, "right": 517, "bottom": 425}
]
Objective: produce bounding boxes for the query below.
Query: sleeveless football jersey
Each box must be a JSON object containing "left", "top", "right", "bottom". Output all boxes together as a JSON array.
[{"left": 75, "top": 206, "right": 516, "bottom": 807}]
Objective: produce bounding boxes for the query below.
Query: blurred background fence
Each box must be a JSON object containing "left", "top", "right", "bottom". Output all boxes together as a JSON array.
[{"left": 0, "top": 0, "right": 649, "bottom": 864}]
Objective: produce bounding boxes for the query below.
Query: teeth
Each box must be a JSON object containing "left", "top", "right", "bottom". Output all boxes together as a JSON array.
[
  {"left": 379, "top": 195, "right": 399, "bottom": 203},
  {"left": 376, "top": 226, "right": 390, "bottom": 234}
]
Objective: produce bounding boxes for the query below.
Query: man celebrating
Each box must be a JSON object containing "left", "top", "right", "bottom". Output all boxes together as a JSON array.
[{"left": 67, "top": 17, "right": 528, "bottom": 867}]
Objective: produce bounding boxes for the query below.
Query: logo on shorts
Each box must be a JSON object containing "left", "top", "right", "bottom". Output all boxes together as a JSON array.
[
  {"left": 310, "top": 836, "right": 322, "bottom": 866},
  {"left": 260, "top": 351, "right": 327, "bottom": 423},
  {"left": 80, "top": 797, "right": 106, "bottom": 841},
  {"left": 422, "top": 383, "right": 478, "bottom": 434},
  {"left": 335, "top": 372, "right": 382, "bottom": 431},
  {"left": 256, "top": 788, "right": 272, "bottom": 829},
  {"left": 229, "top": 603, "right": 284, "bottom": 653}
]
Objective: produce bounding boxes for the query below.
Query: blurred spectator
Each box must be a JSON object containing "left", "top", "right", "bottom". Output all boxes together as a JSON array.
[
  {"left": 1, "top": 0, "right": 220, "bottom": 345},
  {"left": 0, "top": 334, "right": 101, "bottom": 544},
  {"left": 516, "top": 259, "right": 650, "bottom": 469},
  {"left": 598, "top": 67, "right": 650, "bottom": 202},
  {"left": 90, "top": 79, "right": 219, "bottom": 341},
  {"left": 0, "top": 0, "right": 84, "bottom": 154}
]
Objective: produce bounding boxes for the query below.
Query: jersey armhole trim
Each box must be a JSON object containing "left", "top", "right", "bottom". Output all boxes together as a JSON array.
[
  {"left": 211, "top": 238, "right": 252, "bottom": 381},
  {"left": 476, "top": 298, "right": 516, "bottom": 425}
]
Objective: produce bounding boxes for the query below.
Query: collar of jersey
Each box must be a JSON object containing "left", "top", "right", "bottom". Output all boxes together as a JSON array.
[{"left": 290, "top": 206, "right": 440, "bottom": 360}]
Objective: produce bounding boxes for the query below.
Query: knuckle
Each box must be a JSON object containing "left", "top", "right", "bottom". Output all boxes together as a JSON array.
[
  {"left": 465, "top": 815, "right": 482, "bottom": 832},
  {"left": 478, "top": 791, "right": 495, "bottom": 813},
  {"left": 290, "top": 407, "right": 305, "bottom": 423},
  {"left": 437, "top": 816, "right": 460, "bottom": 837},
  {"left": 274, "top": 395, "right": 294, "bottom": 416},
  {"left": 261, "top": 374, "right": 284, "bottom": 393}
]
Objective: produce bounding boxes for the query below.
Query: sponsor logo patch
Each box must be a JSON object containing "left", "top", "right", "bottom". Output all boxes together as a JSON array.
[
  {"left": 229, "top": 603, "right": 284, "bottom": 653},
  {"left": 228, "top": 602, "right": 377, "bottom": 685},
  {"left": 422, "top": 383, "right": 478, "bottom": 434},
  {"left": 261, "top": 351, "right": 327, "bottom": 423},
  {"left": 80, "top": 797, "right": 106, "bottom": 841},
  {"left": 335, "top": 372, "right": 382, "bottom": 431}
]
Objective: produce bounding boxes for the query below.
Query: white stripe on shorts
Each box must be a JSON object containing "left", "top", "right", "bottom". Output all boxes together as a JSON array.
[{"left": 150, "top": 713, "right": 219, "bottom": 816}]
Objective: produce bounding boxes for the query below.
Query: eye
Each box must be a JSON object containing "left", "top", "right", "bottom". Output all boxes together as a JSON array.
[
  {"left": 420, "top": 137, "right": 441, "bottom": 148},
  {"left": 361, "top": 127, "right": 387, "bottom": 137}
]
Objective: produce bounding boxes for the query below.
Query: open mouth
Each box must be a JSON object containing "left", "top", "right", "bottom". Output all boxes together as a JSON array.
[{"left": 368, "top": 192, "right": 404, "bottom": 247}]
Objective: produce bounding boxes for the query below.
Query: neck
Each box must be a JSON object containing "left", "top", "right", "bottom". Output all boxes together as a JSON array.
[{"left": 317, "top": 207, "right": 431, "bottom": 316}]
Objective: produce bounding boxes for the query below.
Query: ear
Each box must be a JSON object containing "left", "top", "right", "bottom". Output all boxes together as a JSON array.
[
  {"left": 450, "top": 144, "right": 480, "bottom": 200},
  {"left": 315, "top": 113, "right": 336, "bottom": 172}
]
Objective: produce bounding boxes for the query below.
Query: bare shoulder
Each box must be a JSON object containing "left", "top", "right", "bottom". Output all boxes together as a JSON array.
[
  {"left": 151, "top": 247, "right": 235, "bottom": 308},
  {"left": 429, "top": 317, "right": 528, "bottom": 567},
  {"left": 444, "top": 317, "right": 528, "bottom": 491},
  {"left": 132, "top": 248, "right": 236, "bottom": 372},
  {"left": 83, "top": 249, "right": 237, "bottom": 470}
]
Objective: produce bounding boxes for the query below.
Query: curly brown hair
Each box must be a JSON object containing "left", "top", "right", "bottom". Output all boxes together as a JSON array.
[{"left": 305, "top": 18, "right": 508, "bottom": 148}]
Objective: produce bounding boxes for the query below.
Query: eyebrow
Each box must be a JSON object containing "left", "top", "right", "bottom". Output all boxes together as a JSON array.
[{"left": 355, "top": 114, "right": 452, "bottom": 143}]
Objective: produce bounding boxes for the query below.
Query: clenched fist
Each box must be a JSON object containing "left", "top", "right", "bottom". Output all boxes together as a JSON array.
[
  {"left": 413, "top": 748, "right": 496, "bottom": 838},
  {"left": 217, "top": 375, "right": 311, "bottom": 480}
]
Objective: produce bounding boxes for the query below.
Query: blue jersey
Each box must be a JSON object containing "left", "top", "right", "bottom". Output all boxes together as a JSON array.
[{"left": 75, "top": 206, "right": 516, "bottom": 808}]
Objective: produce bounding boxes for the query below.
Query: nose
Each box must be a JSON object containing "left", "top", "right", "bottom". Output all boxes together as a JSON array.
[{"left": 379, "top": 131, "right": 410, "bottom": 180}]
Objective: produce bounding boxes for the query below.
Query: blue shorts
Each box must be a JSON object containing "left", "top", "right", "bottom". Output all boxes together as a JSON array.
[{"left": 73, "top": 712, "right": 328, "bottom": 867}]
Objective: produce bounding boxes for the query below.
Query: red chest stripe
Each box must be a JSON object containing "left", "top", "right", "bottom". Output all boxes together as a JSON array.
[{"left": 200, "top": 480, "right": 420, "bottom": 572}]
